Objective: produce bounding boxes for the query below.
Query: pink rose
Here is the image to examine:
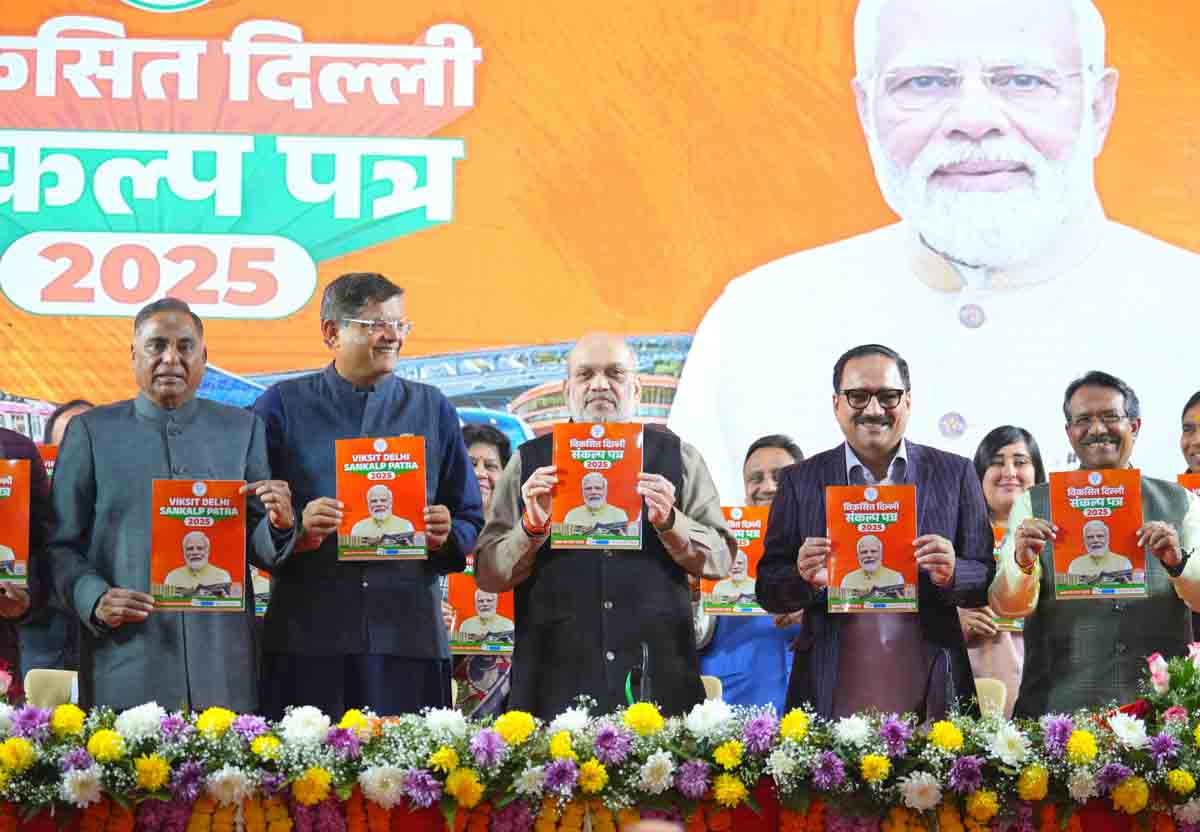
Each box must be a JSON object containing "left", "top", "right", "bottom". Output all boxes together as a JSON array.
[
  {"left": 1148, "top": 653, "right": 1170, "bottom": 695},
  {"left": 1165, "top": 706, "right": 1190, "bottom": 724},
  {"left": 1188, "top": 642, "right": 1200, "bottom": 669},
  {"left": 0, "top": 669, "right": 12, "bottom": 697}
]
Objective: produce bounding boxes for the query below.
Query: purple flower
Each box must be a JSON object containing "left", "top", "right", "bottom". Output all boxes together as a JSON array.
[
  {"left": 402, "top": 769, "right": 442, "bottom": 809},
  {"left": 812, "top": 751, "right": 846, "bottom": 790},
  {"left": 948, "top": 756, "right": 983, "bottom": 794},
  {"left": 325, "top": 727, "right": 361, "bottom": 759},
  {"left": 1151, "top": 732, "right": 1181, "bottom": 766},
  {"left": 492, "top": 800, "right": 536, "bottom": 832},
  {"left": 743, "top": 712, "right": 779, "bottom": 754},
  {"left": 469, "top": 728, "right": 507, "bottom": 768},
  {"left": 232, "top": 714, "right": 269, "bottom": 743},
  {"left": 544, "top": 758, "right": 578, "bottom": 793},
  {"left": 1097, "top": 762, "right": 1134, "bottom": 793},
  {"left": 314, "top": 797, "right": 344, "bottom": 832},
  {"left": 11, "top": 706, "right": 50, "bottom": 741},
  {"left": 1041, "top": 714, "right": 1073, "bottom": 759},
  {"left": 159, "top": 713, "right": 193, "bottom": 742},
  {"left": 290, "top": 799, "right": 318, "bottom": 832},
  {"left": 826, "top": 808, "right": 882, "bottom": 832},
  {"left": 136, "top": 798, "right": 194, "bottom": 832},
  {"left": 675, "top": 759, "right": 711, "bottom": 800},
  {"left": 260, "top": 772, "right": 287, "bottom": 799},
  {"left": 879, "top": 714, "right": 912, "bottom": 758},
  {"left": 593, "top": 723, "right": 633, "bottom": 765},
  {"left": 60, "top": 748, "right": 94, "bottom": 772},
  {"left": 170, "top": 760, "right": 206, "bottom": 803}
]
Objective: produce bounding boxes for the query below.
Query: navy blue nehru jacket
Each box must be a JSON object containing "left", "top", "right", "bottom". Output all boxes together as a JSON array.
[{"left": 251, "top": 363, "right": 483, "bottom": 659}]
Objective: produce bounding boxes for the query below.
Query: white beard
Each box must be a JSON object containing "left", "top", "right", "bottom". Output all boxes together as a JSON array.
[{"left": 864, "top": 109, "right": 1099, "bottom": 269}]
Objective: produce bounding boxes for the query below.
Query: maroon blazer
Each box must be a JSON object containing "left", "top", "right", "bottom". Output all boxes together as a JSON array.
[{"left": 755, "top": 441, "right": 993, "bottom": 718}]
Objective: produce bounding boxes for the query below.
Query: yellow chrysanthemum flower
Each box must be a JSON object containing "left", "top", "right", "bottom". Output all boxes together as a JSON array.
[
  {"left": 861, "top": 754, "right": 891, "bottom": 783},
  {"left": 1111, "top": 776, "right": 1149, "bottom": 815},
  {"left": 445, "top": 768, "right": 484, "bottom": 808},
  {"left": 292, "top": 766, "right": 332, "bottom": 806},
  {"left": 713, "top": 740, "right": 744, "bottom": 771},
  {"left": 0, "top": 738, "right": 35, "bottom": 773},
  {"left": 579, "top": 758, "right": 608, "bottom": 794},
  {"left": 251, "top": 735, "right": 281, "bottom": 760},
  {"left": 428, "top": 746, "right": 460, "bottom": 774},
  {"left": 1065, "top": 730, "right": 1097, "bottom": 765},
  {"left": 1168, "top": 769, "right": 1197, "bottom": 796},
  {"left": 712, "top": 773, "right": 748, "bottom": 808},
  {"left": 86, "top": 728, "right": 126, "bottom": 763},
  {"left": 494, "top": 711, "right": 536, "bottom": 746},
  {"left": 549, "top": 731, "right": 577, "bottom": 761},
  {"left": 1194, "top": 723, "right": 1200, "bottom": 749},
  {"left": 135, "top": 754, "right": 171, "bottom": 791},
  {"left": 1017, "top": 765, "right": 1048, "bottom": 801},
  {"left": 196, "top": 707, "right": 237, "bottom": 738},
  {"left": 623, "top": 702, "right": 665, "bottom": 737},
  {"left": 928, "top": 721, "right": 964, "bottom": 752},
  {"left": 965, "top": 790, "right": 1000, "bottom": 822},
  {"left": 50, "top": 704, "right": 86, "bottom": 738},
  {"left": 780, "top": 709, "right": 810, "bottom": 741},
  {"left": 338, "top": 708, "right": 371, "bottom": 739}
]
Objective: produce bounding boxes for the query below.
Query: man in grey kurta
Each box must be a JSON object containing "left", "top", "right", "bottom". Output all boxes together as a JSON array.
[{"left": 47, "top": 299, "right": 296, "bottom": 711}]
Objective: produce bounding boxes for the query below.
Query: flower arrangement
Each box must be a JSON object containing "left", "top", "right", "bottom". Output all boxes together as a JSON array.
[{"left": 4, "top": 648, "right": 1200, "bottom": 830}]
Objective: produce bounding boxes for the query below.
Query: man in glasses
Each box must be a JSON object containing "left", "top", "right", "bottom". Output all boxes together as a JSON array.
[
  {"left": 756, "top": 343, "right": 993, "bottom": 719},
  {"left": 991, "top": 371, "right": 1200, "bottom": 715},
  {"left": 670, "top": 0, "right": 1199, "bottom": 505},
  {"left": 252, "top": 272, "right": 483, "bottom": 717}
]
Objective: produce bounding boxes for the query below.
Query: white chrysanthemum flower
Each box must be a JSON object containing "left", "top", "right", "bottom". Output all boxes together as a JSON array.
[
  {"left": 60, "top": 765, "right": 103, "bottom": 808},
  {"left": 424, "top": 708, "right": 468, "bottom": 742},
  {"left": 685, "top": 699, "right": 734, "bottom": 739},
  {"left": 1175, "top": 799, "right": 1200, "bottom": 825},
  {"left": 359, "top": 765, "right": 407, "bottom": 810},
  {"left": 638, "top": 750, "right": 675, "bottom": 795},
  {"left": 1107, "top": 712, "right": 1149, "bottom": 750},
  {"left": 114, "top": 701, "right": 167, "bottom": 744},
  {"left": 766, "top": 749, "right": 797, "bottom": 779},
  {"left": 0, "top": 703, "right": 14, "bottom": 736},
  {"left": 206, "top": 765, "right": 255, "bottom": 807},
  {"left": 1068, "top": 770, "right": 1096, "bottom": 803},
  {"left": 988, "top": 722, "right": 1031, "bottom": 766},
  {"left": 514, "top": 765, "right": 546, "bottom": 796},
  {"left": 832, "top": 715, "right": 871, "bottom": 748},
  {"left": 279, "top": 705, "right": 331, "bottom": 746},
  {"left": 899, "top": 772, "right": 942, "bottom": 812},
  {"left": 549, "top": 706, "right": 591, "bottom": 736}
]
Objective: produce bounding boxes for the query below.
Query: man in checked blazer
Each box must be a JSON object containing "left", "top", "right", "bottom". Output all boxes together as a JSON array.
[{"left": 756, "top": 344, "right": 994, "bottom": 718}]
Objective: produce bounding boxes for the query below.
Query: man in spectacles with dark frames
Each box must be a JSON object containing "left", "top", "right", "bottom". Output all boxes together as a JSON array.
[
  {"left": 756, "top": 343, "right": 994, "bottom": 719},
  {"left": 252, "top": 272, "right": 484, "bottom": 718}
]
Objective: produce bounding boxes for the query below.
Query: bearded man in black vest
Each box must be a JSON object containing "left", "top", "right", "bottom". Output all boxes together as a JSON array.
[{"left": 476, "top": 332, "right": 735, "bottom": 719}]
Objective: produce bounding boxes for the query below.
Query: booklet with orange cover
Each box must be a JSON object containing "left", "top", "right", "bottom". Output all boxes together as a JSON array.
[
  {"left": 989, "top": 524, "right": 1023, "bottom": 632},
  {"left": 701, "top": 505, "right": 770, "bottom": 615},
  {"left": 1179, "top": 473, "right": 1200, "bottom": 499},
  {"left": 1049, "top": 469, "right": 1144, "bottom": 599},
  {"left": 551, "top": 423, "right": 643, "bottom": 550},
  {"left": 447, "top": 555, "right": 515, "bottom": 656},
  {"left": 826, "top": 484, "right": 918, "bottom": 613},
  {"left": 0, "top": 460, "right": 30, "bottom": 583},
  {"left": 250, "top": 567, "right": 271, "bottom": 617},
  {"left": 39, "top": 445, "right": 58, "bottom": 481},
  {"left": 150, "top": 480, "right": 246, "bottom": 611},
  {"left": 336, "top": 436, "right": 427, "bottom": 561}
]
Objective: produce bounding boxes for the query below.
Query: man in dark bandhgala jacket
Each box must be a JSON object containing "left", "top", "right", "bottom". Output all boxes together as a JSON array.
[
  {"left": 476, "top": 332, "right": 735, "bottom": 720},
  {"left": 757, "top": 343, "right": 994, "bottom": 719},
  {"left": 253, "top": 272, "right": 483, "bottom": 718}
]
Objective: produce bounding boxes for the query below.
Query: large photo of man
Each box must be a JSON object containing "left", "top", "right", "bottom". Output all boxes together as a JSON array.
[{"left": 670, "top": 0, "right": 1200, "bottom": 502}]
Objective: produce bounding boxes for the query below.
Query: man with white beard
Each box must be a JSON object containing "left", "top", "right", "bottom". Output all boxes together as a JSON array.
[{"left": 668, "top": 0, "right": 1200, "bottom": 504}]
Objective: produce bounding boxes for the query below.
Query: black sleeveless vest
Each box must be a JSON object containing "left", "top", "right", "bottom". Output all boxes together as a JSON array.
[{"left": 511, "top": 427, "right": 704, "bottom": 719}]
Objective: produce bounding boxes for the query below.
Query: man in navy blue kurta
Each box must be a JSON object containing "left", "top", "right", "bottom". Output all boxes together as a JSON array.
[{"left": 253, "top": 273, "right": 483, "bottom": 717}]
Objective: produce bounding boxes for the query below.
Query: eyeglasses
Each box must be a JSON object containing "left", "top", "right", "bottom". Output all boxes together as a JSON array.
[
  {"left": 877, "top": 66, "right": 1088, "bottom": 112},
  {"left": 840, "top": 388, "right": 906, "bottom": 410},
  {"left": 1069, "top": 411, "right": 1127, "bottom": 430},
  {"left": 342, "top": 318, "right": 414, "bottom": 337}
]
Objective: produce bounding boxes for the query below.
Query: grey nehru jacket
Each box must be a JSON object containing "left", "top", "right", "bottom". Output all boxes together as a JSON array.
[{"left": 47, "top": 394, "right": 294, "bottom": 711}]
